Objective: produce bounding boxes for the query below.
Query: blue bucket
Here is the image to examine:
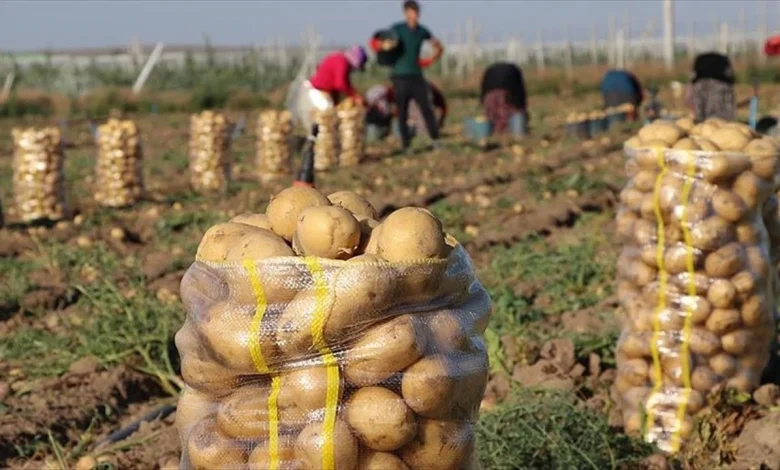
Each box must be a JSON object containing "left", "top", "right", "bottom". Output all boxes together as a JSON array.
[
  {"left": 606, "top": 112, "right": 626, "bottom": 128},
  {"left": 508, "top": 112, "right": 528, "bottom": 137},
  {"left": 567, "top": 121, "right": 590, "bottom": 140},
  {"left": 589, "top": 118, "right": 607, "bottom": 135}
]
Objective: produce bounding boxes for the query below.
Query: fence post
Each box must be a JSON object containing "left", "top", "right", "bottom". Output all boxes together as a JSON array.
[
  {"left": 758, "top": 0, "right": 768, "bottom": 66},
  {"left": 590, "top": 25, "right": 599, "bottom": 65},
  {"left": 132, "top": 42, "right": 164, "bottom": 95},
  {"left": 535, "top": 31, "right": 545, "bottom": 73},
  {"left": 719, "top": 22, "right": 729, "bottom": 55},
  {"left": 663, "top": 0, "right": 675, "bottom": 70}
]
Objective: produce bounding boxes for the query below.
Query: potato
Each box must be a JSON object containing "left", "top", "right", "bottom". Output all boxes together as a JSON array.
[
  {"left": 196, "top": 302, "right": 282, "bottom": 374},
  {"left": 731, "top": 271, "right": 757, "bottom": 297},
  {"left": 357, "top": 218, "right": 381, "bottom": 255},
  {"left": 706, "top": 279, "right": 736, "bottom": 308},
  {"left": 624, "top": 260, "right": 656, "bottom": 287},
  {"left": 709, "top": 128, "right": 751, "bottom": 151},
  {"left": 619, "top": 358, "right": 650, "bottom": 387},
  {"left": 345, "top": 387, "right": 417, "bottom": 451},
  {"left": 663, "top": 245, "right": 703, "bottom": 275},
  {"left": 671, "top": 271, "right": 710, "bottom": 296},
  {"left": 216, "top": 385, "right": 303, "bottom": 439},
  {"left": 691, "top": 135, "right": 720, "bottom": 151},
  {"left": 197, "top": 222, "right": 292, "bottom": 262},
  {"left": 709, "top": 353, "right": 738, "bottom": 377},
  {"left": 743, "top": 139, "right": 780, "bottom": 180},
  {"left": 703, "top": 154, "right": 750, "bottom": 183},
  {"left": 619, "top": 188, "right": 644, "bottom": 211},
  {"left": 625, "top": 136, "right": 644, "bottom": 150},
  {"left": 399, "top": 419, "right": 474, "bottom": 470},
  {"left": 295, "top": 419, "right": 358, "bottom": 470},
  {"left": 676, "top": 295, "right": 711, "bottom": 324},
  {"left": 616, "top": 210, "right": 637, "bottom": 240},
  {"left": 279, "top": 366, "right": 340, "bottom": 416},
  {"left": 266, "top": 186, "right": 331, "bottom": 241},
  {"left": 689, "top": 328, "right": 721, "bottom": 356},
  {"left": 377, "top": 207, "right": 446, "bottom": 262},
  {"left": 230, "top": 212, "right": 271, "bottom": 230},
  {"left": 723, "top": 122, "right": 755, "bottom": 138},
  {"left": 690, "top": 217, "right": 735, "bottom": 251},
  {"left": 632, "top": 170, "right": 658, "bottom": 192},
  {"left": 248, "top": 436, "right": 298, "bottom": 470},
  {"left": 704, "top": 308, "right": 741, "bottom": 335},
  {"left": 358, "top": 451, "right": 410, "bottom": 470},
  {"left": 711, "top": 189, "right": 747, "bottom": 222},
  {"left": 277, "top": 256, "right": 398, "bottom": 356},
  {"left": 659, "top": 413, "right": 694, "bottom": 440},
  {"left": 188, "top": 416, "right": 248, "bottom": 470},
  {"left": 726, "top": 370, "right": 762, "bottom": 393},
  {"left": 704, "top": 243, "right": 744, "bottom": 278},
  {"left": 672, "top": 138, "right": 699, "bottom": 151},
  {"left": 721, "top": 329, "right": 754, "bottom": 355},
  {"left": 327, "top": 190, "right": 378, "bottom": 220},
  {"left": 622, "top": 411, "right": 642, "bottom": 435},
  {"left": 176, "top": 324, "right": 242, "bottom": 394},
  {"left": 292, "top": 206, "right": 361, "bottom": 259},
  {"left": 619, "top": 332, "right": 652, "bottom": 358},
  {"left": 642, "top": 139, "right": 674, "bottom": 149},
  {"left": 740, "top": 294, "right": 769, "bottom": 327},
  {"left": 691, "top": 366, "right": 722, "bottom": 392},
  {"left": 176, "top": 388, "right": 217, "bottom": 444},
  {"left": 344, "top": 315, "right": 427, "bottom": 386},
  {"left": 638, "top": 121, "right": 684, "bottom": 146},
  {"left": 675, "top": 117, "right": 695, "bottom": 132},
  {"left": 733, "top": 170, "right": 771, "bottom": 208},
  {"left": 426, "top": 310, "right": 468, "bottom": 352},
  {"left": 622, "top": 386, "right": 650, "bottom": 409},
  {"left": 691, "top": 121, "right": 720, "bottom": 138}
]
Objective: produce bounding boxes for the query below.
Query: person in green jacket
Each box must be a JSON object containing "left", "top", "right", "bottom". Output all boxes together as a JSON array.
[{"left": 371, "top": 0, "right": 444, "bottom": 151}]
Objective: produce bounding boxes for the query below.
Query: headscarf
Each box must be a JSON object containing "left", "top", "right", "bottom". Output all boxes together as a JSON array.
[{"left": 344, "top": 45, "right": 368, "bottom": 72}]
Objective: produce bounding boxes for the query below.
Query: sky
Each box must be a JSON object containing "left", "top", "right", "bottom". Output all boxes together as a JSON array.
[{"left": 0, "top": 0, "right": 776, "bottom": 51}]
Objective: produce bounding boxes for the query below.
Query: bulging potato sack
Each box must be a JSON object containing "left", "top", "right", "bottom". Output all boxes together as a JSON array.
[
  {"left": 337, "top": 98, "right": 365, "bottom": 167},
  {"left": 176, "top": 187, "right": 491, "bottom": 470},
  {"left": 256, "top": 110, "right": 293, "bottom": 182},
  {"left": 189, "top": 111, "right": 234, "bottom": 193},
  {"left": 11, "top": 126, "right": 68, "bottom": 223},
  {"left": 615, "top": 119, "right": 778, "bottom": 454},
  {"left": 94, "top": 118, "right": 144, "bottom": 207},
  {"left": 313, "top": 107, "right": 339, "bottom": 171}
]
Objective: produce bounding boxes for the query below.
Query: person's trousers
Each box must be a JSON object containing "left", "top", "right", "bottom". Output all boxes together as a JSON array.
[{"left": 392, "top": 75, "right": 439, "bottom": 148}]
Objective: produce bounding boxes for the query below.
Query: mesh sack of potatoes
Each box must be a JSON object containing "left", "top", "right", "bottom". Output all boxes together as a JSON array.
[
  {"left": 189, "top": 111, "right": 234, "bottom": 193},
  {"left": 11, "top": 127, "right": 67, "bottom": 223},
  {"left": 256, "top": 110, "right": 293, "bottom": 182},
  {"left": 614, "top": 118, "right": 779, "bottom": 454},
  {"left": 94, "top": 118, "right": 144, "bottom": 207},
  {"left": 176, "top": 187, "right": 491, "bottom": 470},
  {"left": 313, "top": 108, "right": 339, "bottom": 171},
  {"left": 337, "top": 98, "right": 365, "bottom": 167}
]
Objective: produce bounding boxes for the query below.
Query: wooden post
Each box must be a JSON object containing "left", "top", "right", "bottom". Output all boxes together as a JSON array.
[
  {"left": 616, "top": 28, "right": 625, "bottom": 69},
  {"left": 1, "top": 72, "right": 15, "bottom": 100},
  {"left": 590, "top": 25, "right": 599, "bottom": 65},
  {"left": 623, "top": 13, "right": 632, "bottom": 67},
  {"left": 663, "top": 0, "right": 675, "bottom": 70},
  {"left": 564, "top": 25, "right": 574, "bottom": 81},
  {"left": 132, "top": 42, "right": 164, "bottom": 95},
  {"left": 719, "top": 22, "right": 729, "bottom": 55},
  {"left": 608, "top": 16, "right": 616, "bottom": 65}
]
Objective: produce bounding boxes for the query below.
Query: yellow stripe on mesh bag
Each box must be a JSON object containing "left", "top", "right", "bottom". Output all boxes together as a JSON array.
[
  {"left": 669, "top": 152, "right": 698, "bottom": 453},
  {"left": 645, "top": 147, "right": 669, "bottom": 437},
  {"left": 304, "top": 256, "right": 340, "bottom": 470},
  {"left": 242, "top": 259, "right": 281, "bottom": 470}
]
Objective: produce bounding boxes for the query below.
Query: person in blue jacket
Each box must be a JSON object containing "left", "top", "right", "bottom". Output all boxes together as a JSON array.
[{"left": 600, "top": 69, "right": 644, "bottom": 111}]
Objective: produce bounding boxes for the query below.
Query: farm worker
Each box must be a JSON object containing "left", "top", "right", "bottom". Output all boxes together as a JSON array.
[
  {"left": 294, "top": 45, "right": 368, "bottom": 135},
  {"left": 599, "top": 69, "right": 644, "bottom": 117},
  {"left": 689, "top": 52, "right": 736, "bottom": 122},
  {"left": 364, "top": 81, "right": 447, "bottom": 136},
  {"left": 479, "top": 62, "right": 528, "bottom": 134},
  {"left": 370, "top": 0, "right": 444, "bottom": 151}
]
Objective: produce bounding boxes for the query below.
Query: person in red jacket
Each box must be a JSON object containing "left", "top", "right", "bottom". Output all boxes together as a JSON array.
[{"left": 292, "top": 45, "right": 368, "bottom": 134}]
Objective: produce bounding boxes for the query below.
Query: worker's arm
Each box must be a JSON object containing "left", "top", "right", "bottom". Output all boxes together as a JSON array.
[
  {"left": 333, "top": 57, "right": 362, "bottom": 102},
  {"left": 419, "top": 28, "right": 443, "bottom": 68}
]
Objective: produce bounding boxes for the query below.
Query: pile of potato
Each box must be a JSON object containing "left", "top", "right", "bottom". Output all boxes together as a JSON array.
[
  {"left": 176, "top": 187, "right": 491, "bottom": 470},
  {"left": 94, "top": 118, "right": 144, "bottom": 207},
  {"left": 256, "top": 110, "right": 293, "bottom": 182},
  {"left": 11, "top": 127, "right": 67, "bottom": 223},
  {"left": 615, "top": 118, "right": 779, "bottom": 453},
  {"left": 189, "top": 111, "right": 233, "bottom": 193},
  {"left": 313, "top": 108, "right": 339, "bottom": 171},
  {"left": 337, "top": 98, "right": 365, "bottom": 167}
]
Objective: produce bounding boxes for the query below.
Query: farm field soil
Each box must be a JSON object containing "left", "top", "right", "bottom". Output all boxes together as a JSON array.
[{"left": 0, "top": 101, "right": 778, "bottom": 470}]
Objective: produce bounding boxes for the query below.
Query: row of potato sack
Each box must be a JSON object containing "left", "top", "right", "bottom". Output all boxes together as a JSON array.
[
  {"left": 615, "top": 118, "right": 780, "bottom": 453},
  {"left": 565, "top": 103, "right": 636, "bottom": 124},
  {"left": 188, "top": 111, "right": 235, "bottom": 193},
  {"left": 176, "top": 186, "right": 491, "bottom": 469},
  {"left": 94, "top": 118, "right": 144, "bottom": 207},
  {"left": 257, "top": 110, "right": 294, "bottom": 182},
  {"left": 10, "top": 127, "right": 68, "bottom": 223}
]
